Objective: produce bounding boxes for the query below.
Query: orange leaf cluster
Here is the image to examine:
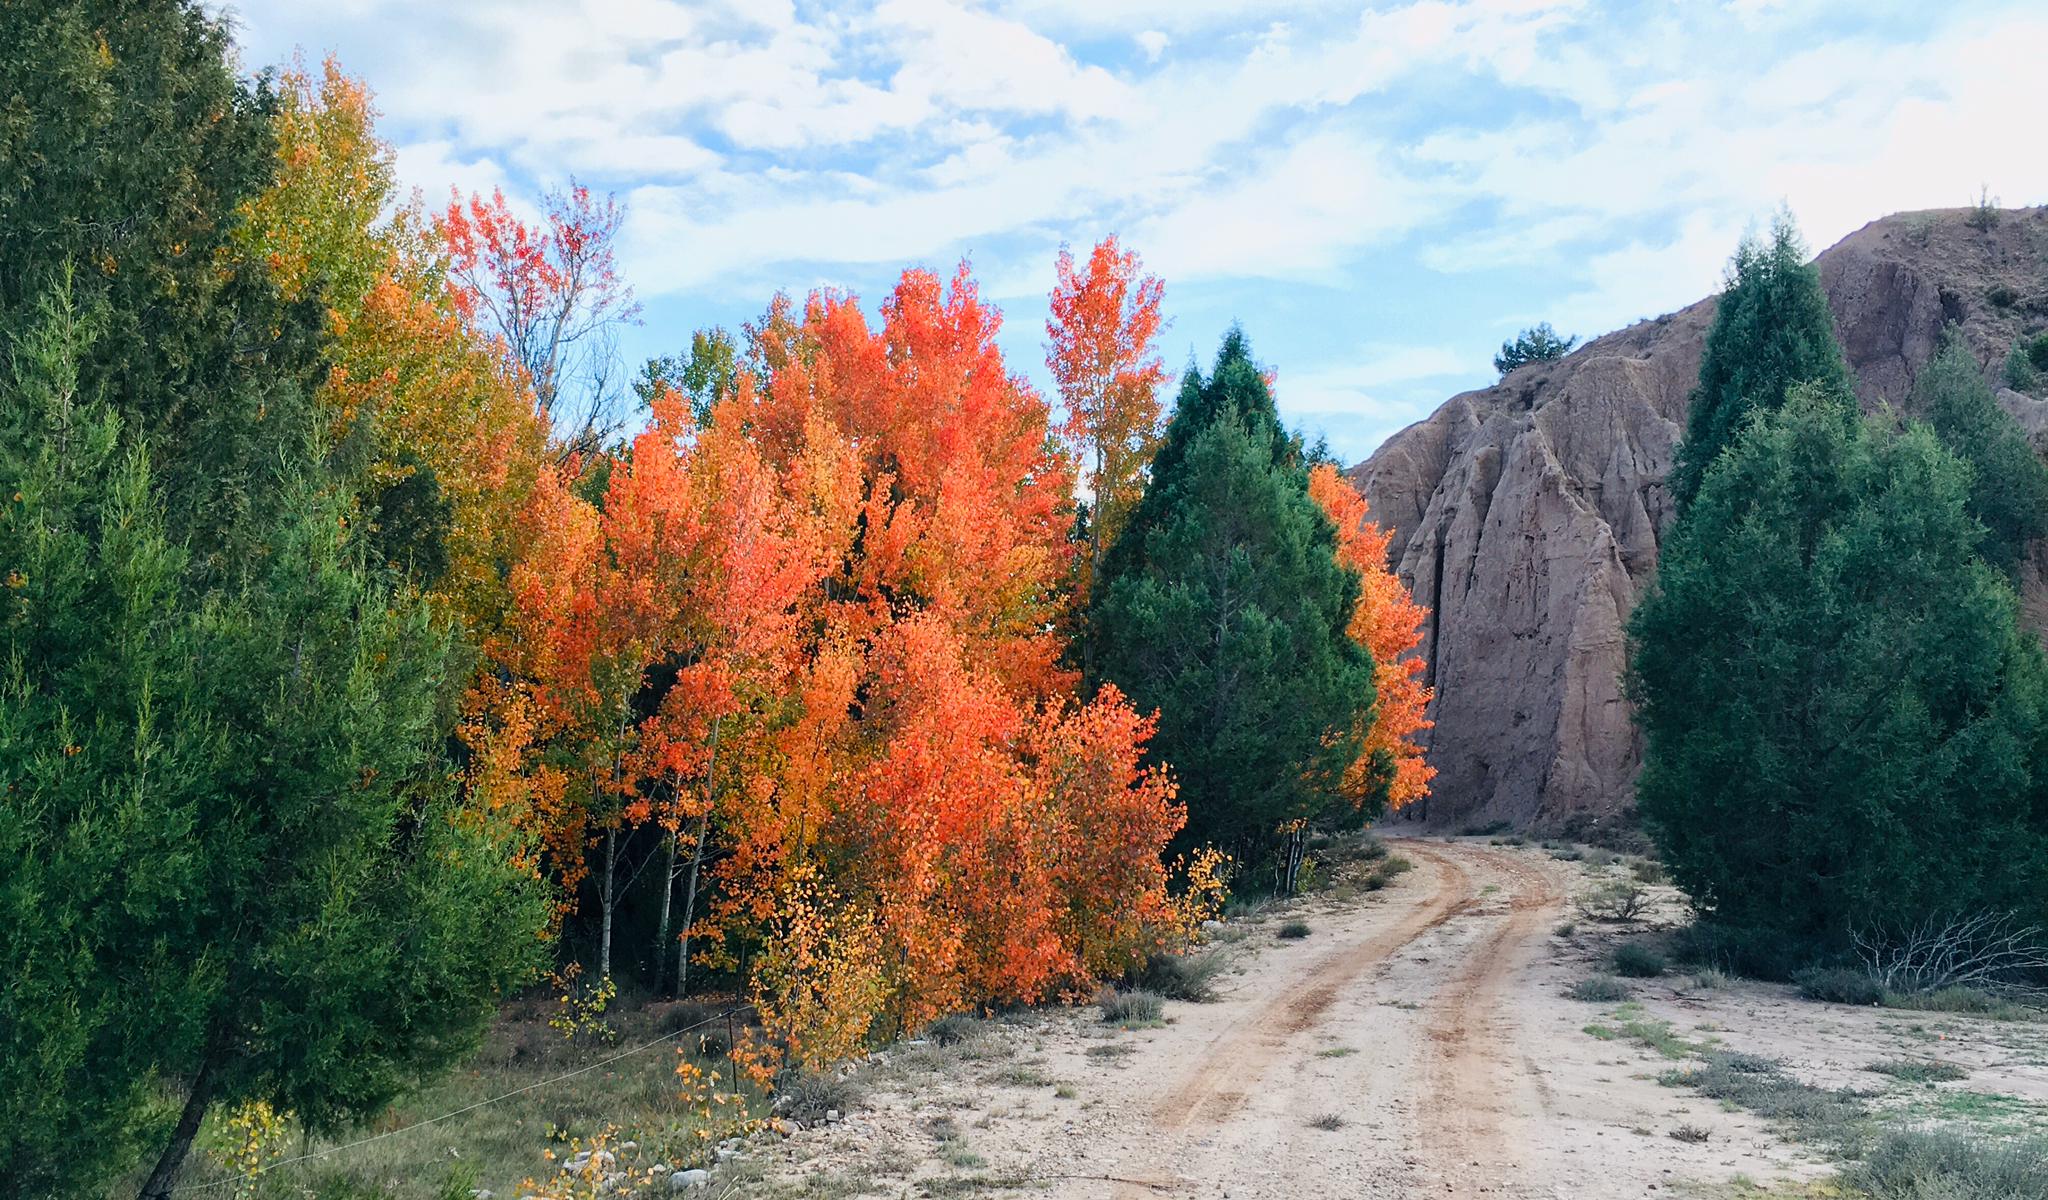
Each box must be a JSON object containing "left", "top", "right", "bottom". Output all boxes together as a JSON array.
[{"left": 1308, "top": 464, "right": 1436, "bottom": 810}]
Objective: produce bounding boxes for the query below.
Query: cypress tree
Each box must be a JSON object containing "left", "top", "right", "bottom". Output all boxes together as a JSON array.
[
  {"left": 1667, "top": 215, "right": 1854, "bottom": 511},
  {"left": 1085, "top": 331, "right": 1377, "bottom": 874},
  {"left": 1628, "top": 384, "right": 2048, "bottom": 966},
  {"left": 0, "top": 282, "right": 549, "bottom": 1199},
  {"left": 1916, "top": 334, "right": 2048, "bottom": 577}
]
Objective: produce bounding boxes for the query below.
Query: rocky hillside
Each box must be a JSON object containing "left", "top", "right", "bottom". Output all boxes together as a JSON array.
[{"left": 1352, "top": 206, "right": 2048, "bottom": 835}]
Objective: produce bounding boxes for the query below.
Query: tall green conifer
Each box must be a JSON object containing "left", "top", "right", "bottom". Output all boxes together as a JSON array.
[{"left": 1084, "top": 332, "right": 1377, "bottom": 874}]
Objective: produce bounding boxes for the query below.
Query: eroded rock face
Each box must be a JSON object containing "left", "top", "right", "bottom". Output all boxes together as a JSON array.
[{"left": 1350, "top": 207, "right": 2048, "bottom": 833}]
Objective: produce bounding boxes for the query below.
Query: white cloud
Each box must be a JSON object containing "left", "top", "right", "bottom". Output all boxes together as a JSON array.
[{"left": 1135, "top": 30, "right": 1170, "bottom": 61}]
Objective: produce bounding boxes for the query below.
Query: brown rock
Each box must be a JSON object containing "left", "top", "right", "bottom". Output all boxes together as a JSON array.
[{"left": 1350, "top": 207, "right": 2048, "bottom": 833}]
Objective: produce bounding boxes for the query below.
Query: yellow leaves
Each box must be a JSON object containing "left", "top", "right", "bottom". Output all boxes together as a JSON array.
[{"left": 202, "top": 1099, "right": 292, "bottom": 1200}]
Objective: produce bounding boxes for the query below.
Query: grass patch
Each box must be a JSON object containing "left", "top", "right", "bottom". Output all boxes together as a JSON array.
[
  {"left": 1316, "top": 1046, "right": 1357, "bottom": 1059},
  {"left": 1361, "top": 854, "right": 1414, "bottom": 892},
  {"left": 1867, "top": 1058, "right": 1970, "bottom": 1084},
  {"left": 1843, "top": 1128, "right": 2048, "bottom": 1199},
  {"left": 1307, "top": 1113, "right": 1348, "bottom": 1131},
  {"left": 1277, "top": 920, "right": 1312, "bottom": 940},
  {"left": 1084, "top": 1042, "right": 1134, "bottom": 1060},
  {"left": 1659, "top": 1052, "right": 1866, "bottom": 1150},
  {"left": 922, "top": 1013, "right": 984, "bottom": 1046},
  {"left": 1587, "top": 1002, "right": 1708, "bottom": 1059},
  {"left": 1568, "top": 975, "right": 1633, "bottom": 1003},
  {"left": 1670, "top": 1124, "right": 1712, "bottom": 1144},
  {"left": 1098, "top": 989, "right": 1164, "bottom": 1026},
  {"left": 1886, "top": 987, "right": 2042, "bottom": 1021}
]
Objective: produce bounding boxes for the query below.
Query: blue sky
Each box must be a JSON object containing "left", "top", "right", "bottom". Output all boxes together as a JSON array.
[{"left": 218, "top": 0, "right": 2048, "bottom": 465}]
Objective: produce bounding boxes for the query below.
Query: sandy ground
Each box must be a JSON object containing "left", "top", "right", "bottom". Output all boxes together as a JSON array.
[{"left": 737, "top": 837, "right": 2048, "bottom": 1200}]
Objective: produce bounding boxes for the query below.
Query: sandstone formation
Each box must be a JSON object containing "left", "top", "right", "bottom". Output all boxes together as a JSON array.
[{"left": 1352, "top": 207, "right": 2048, "bottom": 834}]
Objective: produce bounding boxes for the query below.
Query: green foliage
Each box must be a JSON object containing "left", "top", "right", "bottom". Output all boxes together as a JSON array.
[
  {"left": 0, "top": 289, "right": 544, "bottom": 1200},
  {"left": 0, "top": 0, "right": 328, "bottom": 578},
  {"left": 1846, "top": 1128, "right": 2048, "bottom": 1200},
  {"left": 636, "top": 326, "right": 739, "bottom": 426},
  {"left": 1612, "top": 943, "right": 1668, "bottom": 978},
  {"left": 1795, "top": 967, "right": 1886, "bottom": 1006},
  {"left": 1916, "top": 335, "right": 2048, "bottom": 576},
  {"left": 1084, "top": 331, "right": 1377, "bottom": 862},
  {"left": 1630, "top": 384, "right": 2048, "bottom": 962},
  {"left": 1277, "top": 920, "right": 1312, "bottom": 940},
  {"left": 1128, "top": 949, "right": 1227, "bottom": 1002},
  {"left": 1493, "top": 322, "right": 1578, "bottom": 375},
  {"left": 1667, "top": 216, "right": 1855, "bottom": 510},
  {"left": 2006, "top": 333, "right": 2048, "bottom": 394},
  {"left": 1866, "top": 1059, "right": 1969, "bottom": 1084}
]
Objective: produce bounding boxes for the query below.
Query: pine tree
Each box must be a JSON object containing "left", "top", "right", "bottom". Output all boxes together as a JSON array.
[
  {"left": 1916, "top": 334, "right": 2048, "bottom": 577},
  {"left": 1492, "top": 322, "right": 1577, "bottom": 375},
  {"left": 1667, "top": 216, "right": 1854, "bottom": 511},
  {"left": 1628, "top": 384, "right": 2048, "bottom": 964},
  {"left": 0, "top": 283, "right": 548, "bottom": 1199},
  {"left": 0, "top": 0, "right": 329, "bottom": 577},
  {"left": 1085, "top": 331, "right": 1376, "bottom": 877}
]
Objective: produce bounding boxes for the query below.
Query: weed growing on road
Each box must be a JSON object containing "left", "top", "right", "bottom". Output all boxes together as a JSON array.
[
  {"left": 1278, "top": 920, "right": 1312, "bottom": 939},
  {"left": 1659, "top": 1052, "right": 1866, "bottom": 1150},
  {"left": 1307, "top": 1113, "right": 1348, "bottom": 1131},
  {"left": 1669, "top": 1124, "right": 1712, "bottom": 1143},
  {"left": 1130, "top": 949, "right": 1228, "bottom": 1001},
  {"left": 1316, "top": 1046, "right": 1358, "bottom": 1058}
]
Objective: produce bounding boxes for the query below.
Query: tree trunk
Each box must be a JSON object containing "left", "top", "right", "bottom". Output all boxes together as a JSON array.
[
  {"left": 653, "top": 822, "right": 678, "bottom": 995},
  {"left": 676, "top": 715, "right": 722, "bottom": 997},
  {"left": 138, "top": 1027, "right": 224, "bottom": 1200},
  {"left": 676, "top": 806, "right": 710, "bottom": 996},
  {"left": 599, "top": 825, "right": 616, "bottom": 983}
]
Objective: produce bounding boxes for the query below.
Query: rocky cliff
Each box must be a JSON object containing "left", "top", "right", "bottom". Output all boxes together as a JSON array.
[{"left": 1351, "top": 206, "right": 2048, "bottom": 835}]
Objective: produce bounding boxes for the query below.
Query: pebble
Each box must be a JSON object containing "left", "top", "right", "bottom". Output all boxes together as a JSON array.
[{"left": 670, "top": 1168, "right": 711, "bottom": 1190}]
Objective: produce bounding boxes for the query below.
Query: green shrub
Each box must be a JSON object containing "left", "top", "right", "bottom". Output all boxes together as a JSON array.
[
  {"left": 922, "top": 1014, "right": 983, "bottom": 1046},
  {"left": 1277, "top": 920, "right": 1312, "bottom": 940},
  {"left": 1795, "top": 966, "right": 1885, "bottom": 1006},
  {"left": 1130, "top": 950, "right": 1227, "bottom": 1003},
  {"left": 1662, "top": 1052, "right": 1867, "bottom": 1149},
  {"left": 1567, "top": 976, "right": 1632, "bottom": 1003},
  {"left": 1612, "top": 943, "right": 1668, "bottom": 978},
  {"left": 1845, "top": 1128, "right": 2048, "bottom": 1200},
  {"left": 1866, "top": 1058, "right": 1968, "bottom": 1084},
  {"left": 1099, "top": 990, "right": 1165, "bottom": 1026}
]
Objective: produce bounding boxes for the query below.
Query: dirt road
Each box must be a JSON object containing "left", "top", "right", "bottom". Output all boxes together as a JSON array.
[{"left": 756, "top": 837, "right": 1844, "bottom": 1199}]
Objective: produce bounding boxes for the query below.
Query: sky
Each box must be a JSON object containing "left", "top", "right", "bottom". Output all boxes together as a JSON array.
[{"left": 216, "top": 0, "right": 2048, "bottom": 466}]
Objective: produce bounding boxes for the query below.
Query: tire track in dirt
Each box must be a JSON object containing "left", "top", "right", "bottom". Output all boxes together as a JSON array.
[
  {"left": 1403, "top": 841, "right": 1566, "bottom": 1198},
  {"left": 1109, "top": 844, "right": 1480, "bottom": 1197}
]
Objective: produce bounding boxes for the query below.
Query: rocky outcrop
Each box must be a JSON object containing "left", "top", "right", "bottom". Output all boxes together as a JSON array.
[{"left": 1351, "top": 207, "right": 2048, "bottom": 834}]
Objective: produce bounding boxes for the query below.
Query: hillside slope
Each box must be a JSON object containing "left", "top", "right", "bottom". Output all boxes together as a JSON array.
[{"left": 1350, "top": 206, "right": 2048, "bottom": 833}]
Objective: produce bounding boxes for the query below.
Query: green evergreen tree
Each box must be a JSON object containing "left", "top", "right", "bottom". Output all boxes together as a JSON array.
[
  {"left": 1084, "top": 331, "right": 1377, "bottom": 874},
  {"left": 1917, "top": 334, "right": 2048, "bottom": 577},
  {"left": 0, "top": 283, "right": 548, "bottom": 1199},
  {"left": 0, "top": 0, "right": 327, "bottom": 577},
  {"left": 1493, "top": 322, "right": 1577, "bottom": 375},
  {"left": 1667, "top": 216, "right": 1854, "bottom": 511},
  {"left": 1628, "top": 384, "right": 2048, "bottom": 966}
]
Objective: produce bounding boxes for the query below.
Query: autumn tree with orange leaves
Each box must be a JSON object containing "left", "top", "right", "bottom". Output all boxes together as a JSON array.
[
  {"left": 1309, "top": 465, "right": 1436, "bottom": 810},
  {"left": 1048, "top": 236, "right": 1167, "bottom": 599}
]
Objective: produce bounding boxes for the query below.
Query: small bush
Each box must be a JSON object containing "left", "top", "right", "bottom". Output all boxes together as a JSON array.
[
  {"left": 1461, "top": 819, "right": 1513, "bottom": 837},
  {"left": 922, "top": 1014, "right": 983, "bottom": 1046},
  {"left": 1361, "top": 855, "right": 1413, "bottom": 892},
  {"left": 1612, "top": 943, "right": 1668, "bottom": 978},
  {"left": 1966, "top": 186, "right": 2002, "bottom": 232},
  {"left": 777, "top": 1071, "right": 862, "bottom": 1123},
  {"left": 1099, "top": 990, "right": 1165, "bottom": 1026},
  {"left": 1567, "top": 975, "right": 1632, "bottom": 1003},
  {"left": 1866, "top": 1058, "right": 1968, "bottom": 1084},
  {"left": 1845, "top": 1128, "right": 2048, "bottom": 1200},
  {"left": 1578, "top": 879, "right": 1650, "bottom": 922},
  {"left": 1669, "top": 1124, "right": 1711, "bottom": 1144},
  {"left": 1278, "top": 920, "right": 1311, "bottom": 940},
  {"left": 1307, "top": 1113, "right": 1348, "bottom": 1131},
  {"left": 1795, "top": 966, "right": 1885, "bottom": 1006},
  {"left": 1988, "top": 283, "right": 2019, "bottom": 309},
  {"left": 1885, "top": 986, "right": 2038, "bottom": 1020},
  {"left": 1130, "top": 950, "right": 1227, "bottom": 1003},
  {"left": 2008, "top": 346, "right": 2043, "bottom": 393},
  {"left": 1628, "top": 858, "right": 1669, "bottom": 886},
  {"left": 1555, "top": 921, "right": 1577, "bottom": 938}
]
